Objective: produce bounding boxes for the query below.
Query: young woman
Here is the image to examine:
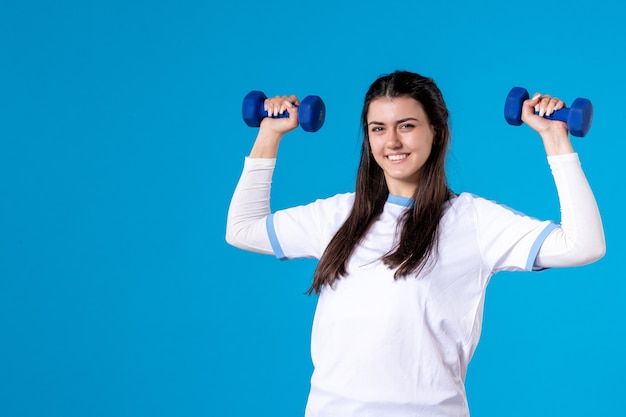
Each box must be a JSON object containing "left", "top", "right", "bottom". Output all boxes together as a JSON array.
[{"left": 225, "top": 71, "right": 605, "bottom": 417}]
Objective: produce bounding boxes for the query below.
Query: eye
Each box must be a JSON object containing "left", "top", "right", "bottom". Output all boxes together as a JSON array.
[
  {"left": 370, "top": 126, "right": 384, "bottom": 133},
  {"left": 400, "top": 123, "right": 415, "bottom": 130}
]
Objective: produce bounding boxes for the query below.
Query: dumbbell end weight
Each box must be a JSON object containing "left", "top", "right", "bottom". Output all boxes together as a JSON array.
[
  {"left": 503, "top": 87, "right": 528, "bottom": 126},
  {"left": 299, "top": 95, "right": 326, "bottom": 132},
  {"left": 567, "top": 98, "right": 593, "bottom": 138},
  {"left": 242, "top": 91, "right": 268, "bottom": 128}
]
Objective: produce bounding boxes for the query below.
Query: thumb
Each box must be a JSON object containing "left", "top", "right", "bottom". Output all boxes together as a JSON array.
[
  {"left": 286, "top": 101, "right": 299, "bottom": 122},
  {"left": 521, "top": 92, "right": 541, "bottom": 119}
]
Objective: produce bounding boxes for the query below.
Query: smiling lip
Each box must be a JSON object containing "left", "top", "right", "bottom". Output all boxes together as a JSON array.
[{"left": 387, "top": 153, "right": 409, "bottom": 162}]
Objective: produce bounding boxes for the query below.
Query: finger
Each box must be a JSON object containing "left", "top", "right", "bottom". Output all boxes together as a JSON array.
[
  {"left": 287, "top": 103, "right": 299, "bottom": 123},
  {"left": 537, "top": 94, "right": 552, "bottom": 117},
  {"left": 279, "top": 95, "right": 300, "bottom": 114},
  {"left": 279, "top": 97, "right": 292, "bottom": 114},
  {"left": 529, "top": 92, "right": 542, "bottom": 113},
  {"left": 287, "top": 95, "right": 300, "bottom": 106},
  {"left": 264, "top": 97, "right": 280, "bottom": 116},
  {"left": 272, "top": 96, "right": 283, "bottom": 116},
  {"left": 553, "top": 98, "right": 566, "bottom": 112},
  {"left": 546, "top": 97, "right": 560, "bottom": 116},
  {"left": 266, "top": 96, "right": 283, "bottom": 116}
]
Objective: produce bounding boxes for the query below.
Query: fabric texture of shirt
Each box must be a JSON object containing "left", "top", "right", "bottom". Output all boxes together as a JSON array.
[{"left": 267, "top": 192, "right": 556, "bottom": 417}]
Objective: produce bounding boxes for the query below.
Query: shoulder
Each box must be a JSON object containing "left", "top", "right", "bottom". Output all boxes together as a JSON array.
[
  {"left": 318, "top": 191, "right": 355, "bottom": 204},
  {"left": 275, "top": 192, "right": 355, "bottom": 222},
  {"left": 446, "top": 192, "right": 487, "bottom": 215},
  {"left": 443, "top": 192, "right": 532, "bottom": 229},
  {"left": 449, "top": 192, "right": 516, "bottom": 213},
  {"left": 305, "top": 192, "right": 355, "bottom": 212},
  {"left": 445, "top": 192, "right": 545, "bottom": 236}
]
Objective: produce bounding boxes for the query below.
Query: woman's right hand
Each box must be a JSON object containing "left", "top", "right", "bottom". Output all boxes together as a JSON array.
[
  {"left": 260, "top": 95, "right": 301, "bottom": 135},
  {"left": 249, "top": 94, "right": 300, "bottom": 158}
]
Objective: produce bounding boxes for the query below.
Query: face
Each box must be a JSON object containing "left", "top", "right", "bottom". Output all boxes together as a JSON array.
[{"left": 367, "top": 96, "right": 435, "bottom": 197}]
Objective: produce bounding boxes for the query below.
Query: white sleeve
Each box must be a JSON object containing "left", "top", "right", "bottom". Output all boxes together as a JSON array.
[
  {"left": 535, "top": 153, "right": 606, "bottom": 268},
  {"left": 225, "top": 157, "right": 275, "bottom": 255}
]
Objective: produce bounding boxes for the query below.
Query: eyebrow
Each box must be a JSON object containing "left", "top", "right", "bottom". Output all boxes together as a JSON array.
[{"left": 367, "top": 117, "right": 420, "bottom": 126}]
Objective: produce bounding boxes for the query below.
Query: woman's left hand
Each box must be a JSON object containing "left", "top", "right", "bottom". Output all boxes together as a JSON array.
[{"left": 521, "top": 92, "right": 574, "bottom": 156}]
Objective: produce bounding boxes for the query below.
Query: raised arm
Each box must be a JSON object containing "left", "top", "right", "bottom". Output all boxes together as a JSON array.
[
  {"left": 521, "top": 93, "right": 606, "bottom": 267},
  {"left": 225, "top": 95, "right": 301, "bottom": 254}
]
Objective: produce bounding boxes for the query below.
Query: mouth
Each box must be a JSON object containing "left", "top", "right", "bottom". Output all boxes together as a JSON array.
[{"left": 386, "top": 153, "right": 409, "bottom": 162}]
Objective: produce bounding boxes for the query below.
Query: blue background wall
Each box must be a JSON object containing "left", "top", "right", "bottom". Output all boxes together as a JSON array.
[{"left": 1, "top": 0, "right": 623, "bottom": 416}]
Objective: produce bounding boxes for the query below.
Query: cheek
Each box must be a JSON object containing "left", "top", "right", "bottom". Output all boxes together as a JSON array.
[
  {"left": 368, "top": 140, "right": 385, "bottom": 163},
  {"left": 417, "top": 134, "right": 435, "bottom": 153},
  {"left": 368, "top": 138, "right": 381, "bottom": 154}
]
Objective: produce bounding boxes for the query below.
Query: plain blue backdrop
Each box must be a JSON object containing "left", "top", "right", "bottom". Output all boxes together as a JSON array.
[{"left": 1, "top": 0, "right": 624, "bottom": 416}]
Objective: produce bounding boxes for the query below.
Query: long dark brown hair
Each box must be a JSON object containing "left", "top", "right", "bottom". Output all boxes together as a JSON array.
[{"left": 309, "top": 70, "right": 452, "bottom": 295}]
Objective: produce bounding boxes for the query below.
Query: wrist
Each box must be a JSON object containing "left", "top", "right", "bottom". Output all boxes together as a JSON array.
[
  {"left": 540, "top": 131, "right": 575, "bottom": 156},
  {"left": 249, "top": 130, "right": 284, "bottom": 158}
]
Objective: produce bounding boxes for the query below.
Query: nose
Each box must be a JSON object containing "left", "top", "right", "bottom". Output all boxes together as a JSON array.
[{"left": 386, "top": 130, "right": 401, "bottom": 148}]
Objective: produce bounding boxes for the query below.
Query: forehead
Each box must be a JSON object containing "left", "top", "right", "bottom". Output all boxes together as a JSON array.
[{"left": 367, "top": 96, "right": 427, "bottom": 121}]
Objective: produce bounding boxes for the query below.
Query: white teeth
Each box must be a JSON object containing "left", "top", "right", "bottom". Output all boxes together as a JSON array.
[{"left": 388, "top": 154, "right": 408, "bottom": 161}]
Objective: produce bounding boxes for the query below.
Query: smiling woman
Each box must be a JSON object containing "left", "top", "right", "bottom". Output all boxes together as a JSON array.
[{"left": 225, "top": 70, "right": 605, "bottom": 417}]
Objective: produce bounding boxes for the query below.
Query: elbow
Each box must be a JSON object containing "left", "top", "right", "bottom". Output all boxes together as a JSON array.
[
  {"left": 224, "top": 216, "right": 239, "bottom": 247},
  {"left": 225, "top": 231, "right": 247, "bottom": 251},
  {"left": 576, "top": 236, "right": 606, "bottom": 266},
  {"left": 587, "top": 228, "right": 607, "bottom": 264},
  {"left": 225, "top": 235, "right": 242, "bottom": 250},
  {"left": 538, "top": 223, "right": 606, "bottom": 268},
  {"left": 225, "top": 225, "right": 242, "bottom": 249},
  {"left": 224, "top": 222, "right": 264, "bottom": 253},
  {"left": 588, "top": 238, "right": 607, "bottom": 264},
  {"left": 224, "top": 217, "right": 273, "bottom": 255},
  {"left": 225, "top": 231, "right": 235, "bottom": 247}
]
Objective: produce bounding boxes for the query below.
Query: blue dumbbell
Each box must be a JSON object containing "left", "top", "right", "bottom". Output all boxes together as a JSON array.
[
  {"left": 241, "top": 90, "right": 326, "bottom": 132},
  {"left": 504, "top": 87, "right": 593, "bottom": 137}
]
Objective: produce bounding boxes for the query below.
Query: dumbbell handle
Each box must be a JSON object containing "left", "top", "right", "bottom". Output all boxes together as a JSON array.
[{"left": 533, "top": 107, "right": 570, "bottom": 123}]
